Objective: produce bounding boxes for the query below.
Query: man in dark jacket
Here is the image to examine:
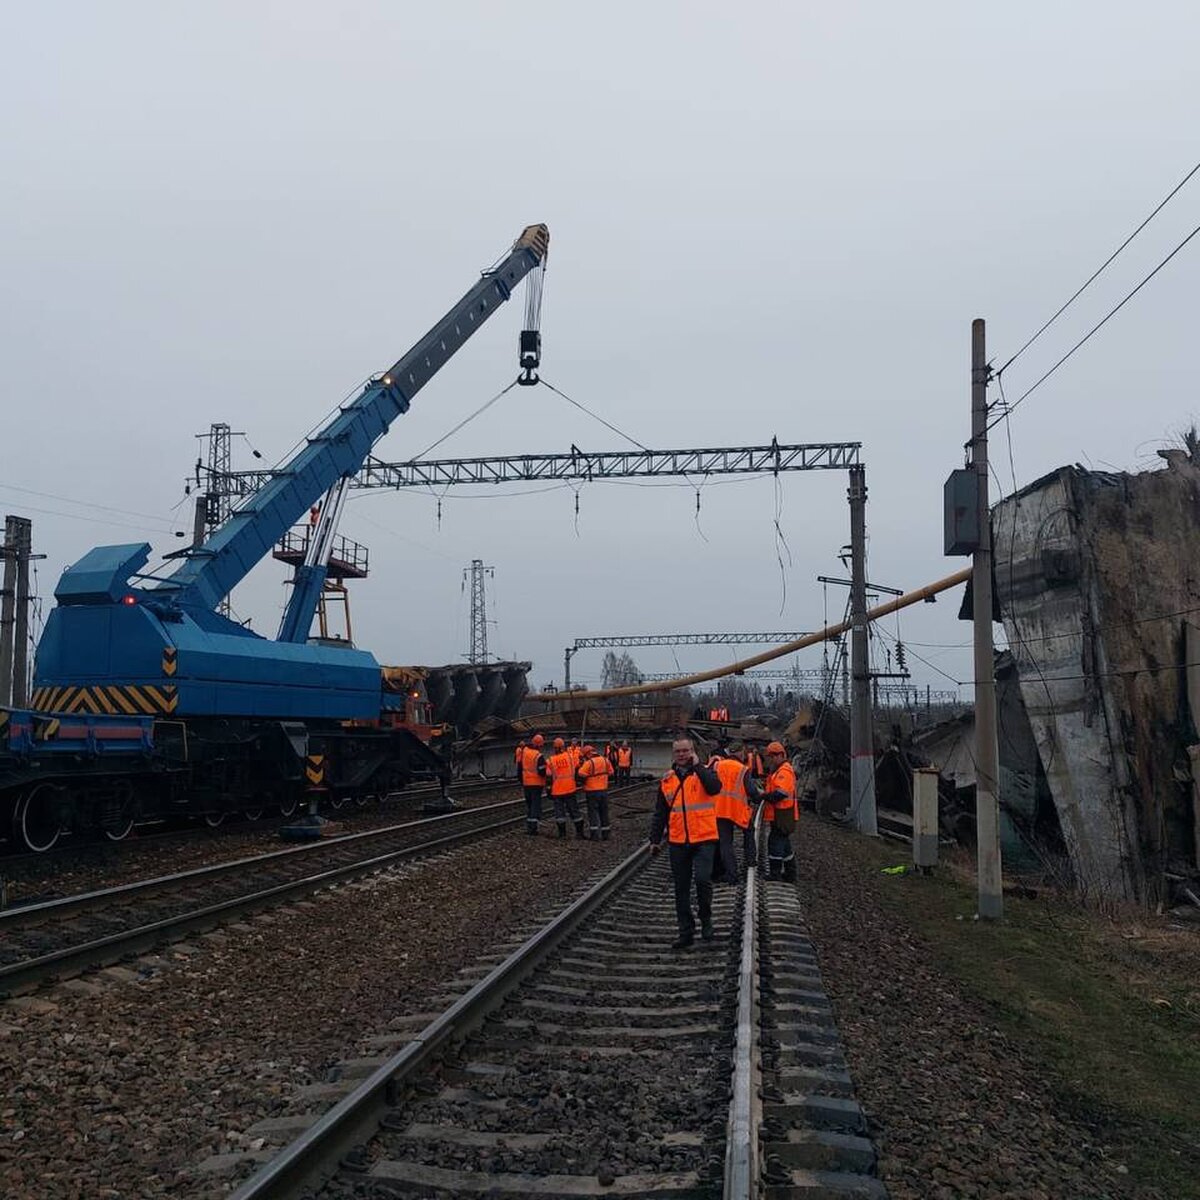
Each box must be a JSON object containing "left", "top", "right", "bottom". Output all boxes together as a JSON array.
[{"left": 649, "top": 737, "right": 722, "bottom": 948}]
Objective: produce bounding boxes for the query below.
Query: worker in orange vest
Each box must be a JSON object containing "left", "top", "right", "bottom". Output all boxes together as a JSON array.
[
  {"left": 546, "top": 737, "right": 586, "bottom": 839},
  {"left": 762, "top": 740, "right": 797, "bottom": 881},
  {"left": 710, "top": 741, "right": 760, "bottom": 883},
  {"left": 744, "top": 743, "right": 764, "bottom": 783},
  {"left": 616, "top": 741, "right": 633, "bottom": 785},
  {"left": 577, "top": 744, "right": 614, "bottom": 840},
  {"left": 518, "top": 734, "right": 549, "bottom": 835},
  {"left": 513, "top": 740, "right": 526, "bottom": 780},
  {"left": 649, "top": 736, "right": 722, "bottom": 948}
]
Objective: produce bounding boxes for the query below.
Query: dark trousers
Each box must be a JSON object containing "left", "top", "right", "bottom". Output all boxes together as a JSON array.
[
  {"left": 616, "top": 765, "right": 631, "bottom": 785},
  {"left": 553, "top": 791, "right": 581, "bottom": 826},
  {"left": 743, "top": 822, "right": 757, "bottom": 869},
  {"left": 668, "top": 841, "right": 715, "bottom": 938},
  {"left": 585, "top": 792, "right": 611, "bottom": 839},
  {"left": 714, "top": 818, "right": 743, "bottom": 882},
  {"left": 767, "top": 825, "right": 795, "bottom": 880},
  {"left": 523, "top": 785, "right": 544, "bottom": 832}
]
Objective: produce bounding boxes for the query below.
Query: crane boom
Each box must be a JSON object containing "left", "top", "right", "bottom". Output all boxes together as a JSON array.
[
  {"left": 158, "top": 224, "right": 549, "bottom": 615},
  {"left": 34, "top": 224, "right": 549, "bottom": 722}
]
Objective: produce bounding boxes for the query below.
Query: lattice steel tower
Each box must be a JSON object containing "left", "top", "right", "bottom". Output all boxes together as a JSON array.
[
  {"left": 195, "top": 422, "right": 237, "bottom": 618},
  {"left": 463, "top": 559, "right": 494, "bottom": 665}
]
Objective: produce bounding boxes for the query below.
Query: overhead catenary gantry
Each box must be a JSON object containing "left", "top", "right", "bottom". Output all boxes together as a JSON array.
[
  {"left": 564, "top": 631, "right": 812, "bottom": 691},
  {"left": 213, "top": 440, "right": 862, "bottom": 497}
]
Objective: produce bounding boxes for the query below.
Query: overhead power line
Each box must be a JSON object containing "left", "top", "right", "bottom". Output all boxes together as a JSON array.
[
  {"left": 988, "top": 218, "right": 1200, "bottom": 433},
  {"left": 998, "top": 159, "right": 1200, "bottom": 377}
]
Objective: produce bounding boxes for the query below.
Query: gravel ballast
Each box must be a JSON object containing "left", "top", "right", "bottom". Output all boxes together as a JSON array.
[
  {"left": 797, "top": 817, "right": 1146, "bottom": 1200},
  {"left": 0, "top": 800, "right": 649, "bottom": 1199}
]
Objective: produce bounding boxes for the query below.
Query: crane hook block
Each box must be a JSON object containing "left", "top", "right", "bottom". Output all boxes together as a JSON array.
[{"left": 518, "top": 329, "right": 541, "bottom": 386}]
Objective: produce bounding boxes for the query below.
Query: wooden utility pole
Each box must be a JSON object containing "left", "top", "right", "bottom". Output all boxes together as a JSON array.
[
  {"left": 971, "top": 319, "right": 1003, "bottom": 919},
  {"left": 848, "top": 465, "right": 878, "bottom": 835}
]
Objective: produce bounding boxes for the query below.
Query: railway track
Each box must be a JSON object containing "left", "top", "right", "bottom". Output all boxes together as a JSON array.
[
  {"left": 0, "top": 785, "right": 610, "bottom": 998},
  {"left": 0, "top": 775, "right": 520, "bottom": 867},
  {"left": 222, "top": 823, "right": 885, "bottom": 1199}
]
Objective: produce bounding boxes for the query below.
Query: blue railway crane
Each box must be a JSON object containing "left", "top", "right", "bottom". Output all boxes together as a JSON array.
[{"left": 32, "top": 224, "right": 549, "bottom": 723}]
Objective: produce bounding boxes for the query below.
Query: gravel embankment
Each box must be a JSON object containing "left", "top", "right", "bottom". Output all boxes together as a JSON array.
[
  {"left": 798, "top": 817, "right": 1138, "bottom": 1200},
  {"left": 0, "top": 798, "right": 650, "bottom": 1199}
]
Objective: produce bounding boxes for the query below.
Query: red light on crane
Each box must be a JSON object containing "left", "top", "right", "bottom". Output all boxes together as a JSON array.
[{"left": 121, "top": 594, "right": 137, "bottom": 606}]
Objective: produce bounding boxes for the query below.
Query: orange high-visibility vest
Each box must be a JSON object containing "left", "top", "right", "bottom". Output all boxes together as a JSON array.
[
  {"left": 568, "top": 745, "right": 583, "bottom": 770},
  {"left": 764, "top": 761, "right": 797, "bottom": 824},
  {"left": 520, "top": 746, "right": 546, "bottom": 788},
  {"left": 745, "top": 750, "right": 763, "bottom": 779},
  {"left": 547, "top": 751, "right": 578, "bottom": 796},
  {"left": 617, "top": 746, "right": 633, "bottom": 768},
  {"left": 578, "top": 754, "right": 612, "bottom": 792},
  {"left": 660, "top": 770, "right": 718, "bottom": 844},
  {"left": 714, "top": 758, "right": 751, "bottom": 828}
]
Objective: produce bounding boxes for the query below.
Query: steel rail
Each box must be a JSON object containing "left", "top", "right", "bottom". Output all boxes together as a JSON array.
[
  {"left": 723, "top": 813, "right": 762, "bottom": 1199},
  {"left": 1, "top": 796, "right": 525, "bottom": 926},
  {"left": 228, "top": 839, "right": 655, "bottom": 1200},
  {"left": 0, "top": 774, "right": 518, "bottom": 866},
  {"left": 0, "top": 811, "right": 525, "bottom": 997}
]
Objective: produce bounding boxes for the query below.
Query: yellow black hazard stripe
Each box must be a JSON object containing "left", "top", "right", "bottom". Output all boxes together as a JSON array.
[
  {"left": 29, "top": 684, "right": 178, "bottom": 716},
  {"left": 162, "top": 647, "right": 178, "bottom": 677},
  {"left": 0, "top": 710, "right": 9, "bottom": 733},
  {"left": 305, "top": 754, "right": 326, "bottom": 786}
]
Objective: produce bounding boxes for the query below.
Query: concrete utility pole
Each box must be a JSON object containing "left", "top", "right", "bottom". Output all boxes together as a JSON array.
[
  {"left": 971, "top": 318, "right": 1004, "bottom": 919},
  {"left": 847, "top": 466, "right": 878, "bottom": 835},
  {"left": 0, "top": 516, "right": 35, "bottom": 707}
]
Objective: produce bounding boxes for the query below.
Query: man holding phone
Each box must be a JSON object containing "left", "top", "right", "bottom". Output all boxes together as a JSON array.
[{"left": 649, "top": 736, "right": 722, "bottom": 949}]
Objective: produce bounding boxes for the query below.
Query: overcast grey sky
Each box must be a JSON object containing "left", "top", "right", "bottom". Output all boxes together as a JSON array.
[{"left": 3, "top": 3, "right": 1198, "bottom": 694}]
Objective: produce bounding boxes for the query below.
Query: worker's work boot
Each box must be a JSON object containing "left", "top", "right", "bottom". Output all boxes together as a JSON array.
[
  {"left": 783, "top": 858, "right": 797, "bottom": 883},
  {"left": 556, "top": 822, "right": 567, "bottom": 839},
  {"left": 700, "top": 921, "right": 715, "bottom": 942},
  {"left": 671, "top": 932, "right": 694, "bottom": 950},
  {"left": 768, "top": 862, "right": 782, "bottom": 881},
  {"left": 525, "top": 822, "right": 538, "bottom": 836},
  {"left": 574, "top": 819, "right": 587, "bottom": 839},
  {"left": 600, "top": 828, "right": 610, "bottom": 841}
]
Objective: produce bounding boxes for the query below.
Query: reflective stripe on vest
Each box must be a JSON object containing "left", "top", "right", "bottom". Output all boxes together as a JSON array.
[
  {"left": 520, "top": 746, "right": 545, "bottom": 788},
  {"left": 764, "top": 761, "right": 797, "bottom": 824},
  {"left": 714, "top": 758, "right": 751, "bottom": 828},
  {"left": 547, "top": 751, "right": 577, "bottom": 796},
  {"left": 661, "top": 770, "right": 718, "bottom": 844},
  {"left": 579, "top": 754, "right": 610, "bottom": 792}
]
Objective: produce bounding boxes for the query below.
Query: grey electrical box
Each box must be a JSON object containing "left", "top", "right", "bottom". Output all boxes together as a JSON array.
[{"left": 944, "top": 469, "right": 979, "bottom": 555}]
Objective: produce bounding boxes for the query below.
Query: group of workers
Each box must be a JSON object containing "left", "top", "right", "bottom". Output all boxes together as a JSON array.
[
  {"left": 514, "top": 734, "right": 634, "bottom": 841},
  {"left": 514, "top": 730, "right": 797, "bottom": 950},
  {"left": 649, "top": 736, "right": 796, "bottom": 949}
]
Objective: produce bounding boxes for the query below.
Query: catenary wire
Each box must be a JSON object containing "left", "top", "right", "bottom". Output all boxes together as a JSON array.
[
  {"left": 997, "top": 159, "right": 1200, "bottom": 377},
  {"left": 987, "top": 218, "right": 1200, "bottom": 432}
]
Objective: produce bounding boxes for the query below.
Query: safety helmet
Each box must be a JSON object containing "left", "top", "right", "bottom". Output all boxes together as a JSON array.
[
  {"left": 766, "top": 741, "right": 786, "bottom": 756},
  {"left": 553, "top": 737, "right": 565, "bottom": 750}
]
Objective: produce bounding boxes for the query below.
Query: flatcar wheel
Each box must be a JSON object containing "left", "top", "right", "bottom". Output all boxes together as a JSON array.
[
  {"left": 17, "top": 784, "right": 64, "bottom": 853},
  {"left": 354, "top": 793, "right": 372, "bottom": 809},
  {"left": 243, "top": 807, "right": 265, "bottom": 821},
  {"left": 203, "top": 811, "right": 226, "bottom": 828},
  {"left": 328, "top": 794, "right": 349, "bottom": 811},
  {"left": 277, "top": 796, "right": 298, "bottom": 818},
  {"left": 103, "top": 816, "right": 136, "bottom": 842}
]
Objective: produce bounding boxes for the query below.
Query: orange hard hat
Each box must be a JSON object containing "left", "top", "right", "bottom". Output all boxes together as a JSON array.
[
  {"left": 553, "top": 737, "right": 565, "bottom": 750},
  {"left": 583, "top": 744, "right": 595, "bottom": 755},
  {"left": 531, "top": 733, "right": 544, "bottom": 746},
  {"left": 766, "top": 741, "right": 786, "bottom": 755}
]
